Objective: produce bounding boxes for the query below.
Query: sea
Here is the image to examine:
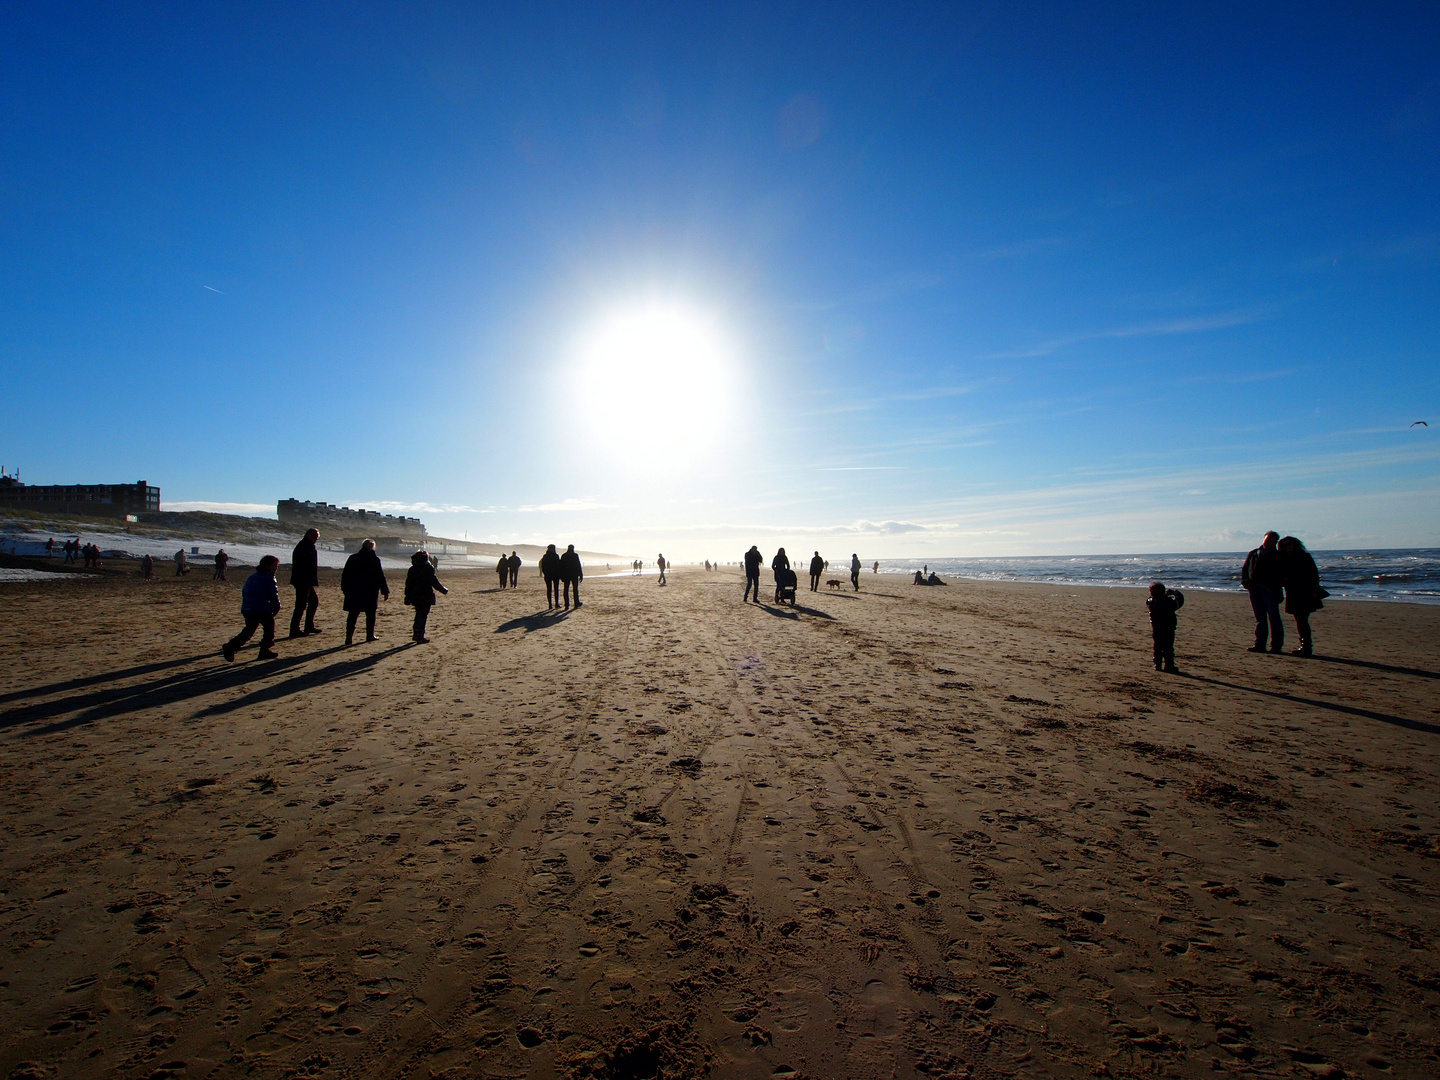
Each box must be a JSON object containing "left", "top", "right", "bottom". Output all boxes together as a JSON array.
[{"left": 876, "top": 550, "right": 1440, "bottom": 605}]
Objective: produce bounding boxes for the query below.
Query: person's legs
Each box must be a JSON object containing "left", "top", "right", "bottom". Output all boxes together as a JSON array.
[
  {"left": 303, "top": 587, "right": 320, "bottom": 633},
  {"left": 413, "top": 604, "right": 431, "bottom": 641},
  {"left": 345, "top": 609, "right": 360, "bottom": 644},
  {"left": 851, "top": 571, "right": 860, "bottom": 591},
  {"left": 562, "top": 580, "right": 572, "bottom": 609},
  {"left": 364, "top": 608, "right": 376, "bottom": 640},
  {"left": 225, "top": 613, "right": 262, "bottom": 660},
  {"left": 573, "top": 580, "right": 581, "bottom": 607},
  {"left": 1264, "top": 591, "right": 1284, "bottom": 652},
  {"left": 290, "top": 586, "right": 307, "bottom": 636},
  {"left": 1248, "top": 590, "right": 1269, "bottom": 650},
  {"left": 1159, "top": 628, "right": 1177, "bottom": 672},
  {"left": 257, "top": 615, "right": 276, "bottom": 656},
  {"left": 1293, "top": 612, "right": 1312, "bottom": 656}
]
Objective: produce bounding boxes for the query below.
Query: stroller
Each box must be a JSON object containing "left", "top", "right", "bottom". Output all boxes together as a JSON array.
[{"left": 774, "top": 566, "right": 799, "bottom": 606}]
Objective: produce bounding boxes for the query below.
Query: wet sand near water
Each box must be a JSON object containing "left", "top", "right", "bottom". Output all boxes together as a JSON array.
[{"left": 1, "top": 567, "right": 1437, "bottom": 1079}]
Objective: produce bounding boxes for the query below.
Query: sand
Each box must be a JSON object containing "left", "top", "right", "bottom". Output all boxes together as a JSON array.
[{"left": 0, "top": 566, "right": 1437, "bottom": 1080}]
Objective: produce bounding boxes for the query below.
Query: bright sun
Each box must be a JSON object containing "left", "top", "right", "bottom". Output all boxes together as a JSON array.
[{"left": 569, "top": 301, "right": 737, "bottom": 467}]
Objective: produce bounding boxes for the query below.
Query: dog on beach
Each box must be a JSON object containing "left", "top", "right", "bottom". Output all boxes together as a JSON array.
[{"left": 826, "top": 579, "right": 842, "bottom": 590}]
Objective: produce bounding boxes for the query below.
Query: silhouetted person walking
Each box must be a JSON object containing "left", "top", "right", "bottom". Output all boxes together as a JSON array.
[
  {"left": 45, "top": 537, "right": 54, "bottom": 558},
  {"left": 404, "top": 549, "right": 447, "bottom": 643},
  {"left": 223, "top": 555, "right": 281, "bottom": 662},
  {"left": 771, "top": 547, "right": 790, "bottom": 603},
  {"left": 809, "top": 551, "right": 824, "bottom": 591},
  {"left": 559, "top": 544, "right": 583, "bottom": 609},
  {"left": 508, "top": 551, "right": 521, "bottom": 587},
  {"left": 657, "top": 553, "right": 667, "bottom": 586},
  {"left": 1279, "top": 535, "right": 1323, "bottom": 657},
  {"left": 496, "top": 555, "right": 509, "bottom": 589},
  {"left": 540, "top": 544, "right": 561, "bottom": 609},
  {"left": 1241, "top": 531, "right": 1284, "bottom": 653},
  {"left": 213, "top": 548, "right": 229, "bottom": 580},
  {"left": 174, "top": 548, "right": 189, "bottom": 576},
  {"left": 850, "top": 553, "right": 861, "bottom": 591},
  {"left": 342, "top": 539, "right": 390, "bottom": 645},
  {"left": 141, "top": 553, "right": 153, "bottom": 579},
  {"left": 289, "top": 528, "right": 321, "bottom": 637},
  {"left": 743, "top": 545, "right": 762, "bottom": 602}
]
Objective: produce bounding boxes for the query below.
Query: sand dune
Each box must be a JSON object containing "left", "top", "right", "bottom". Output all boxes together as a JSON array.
[{"left": 0, "top": 567, "right": 1436, "bottom": 1079}]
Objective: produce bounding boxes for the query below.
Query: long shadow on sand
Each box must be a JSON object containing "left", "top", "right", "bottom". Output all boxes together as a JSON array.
[
  {"left": 759, "top": 602, "right": 836, "bottom": 621},
  {"left": 193, "top": 644, "right": 413, "bottom": 717},
  {"left": 0, "top": 653, "right": 216, "bottom": 706},
  {"left": 3, "top": 643, "right": 385, "bottom": 736},
  {"left": 1182, "top": 673, "right": 1440, "bottom": 735},
  {"left": 495, "top": 610, "right": 570, "bottom": 633},
  {"left": 1312, "top": 655, "right": 1440, "bottom": 681}
]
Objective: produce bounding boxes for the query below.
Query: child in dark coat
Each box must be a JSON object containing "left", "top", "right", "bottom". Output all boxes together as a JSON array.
[
  {"left": 404, "top": 550, "right": 448, "bottom": 643},
  {"left": 1147, "top": 581, "right": 1184, "bottom": 673},
  {"left": 224, "top": 555, "right": 282, "bottom": 662}
]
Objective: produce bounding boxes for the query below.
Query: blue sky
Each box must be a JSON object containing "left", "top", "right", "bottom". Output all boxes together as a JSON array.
[{"left": 2, "top": 3, "right": 1436, "bottom": 558}]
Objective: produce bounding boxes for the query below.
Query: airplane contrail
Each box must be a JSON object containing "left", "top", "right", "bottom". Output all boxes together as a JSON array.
[{"left": 202, "top": 285, "right": 224, "bottom": 294}]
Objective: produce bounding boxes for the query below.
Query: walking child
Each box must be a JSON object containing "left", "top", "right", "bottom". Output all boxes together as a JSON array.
[
  {"left": 1146, "top": 581, "right": 1184, "bottom": 674},
  {"left": 223, "top": 555, "right": 282, "bottom": 662}
]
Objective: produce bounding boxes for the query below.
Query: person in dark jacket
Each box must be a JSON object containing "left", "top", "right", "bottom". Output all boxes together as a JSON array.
[
  {"left": 558, "top": 544, "right": 583, "bottom": 609},
  {"left": 213, "top": 548, "right": 229, "bottom": 580},
  {"left": 809, "top": 551, "right": 824, "bottom": 592},
  {"left": 1278, "top": 536, "right": 1322, "bottom": 657},
  {"left": 289, "top": 528, "right": 322, "bottom": 637},
  {"left": 507, "top": 551, "right": 521, "bottom": 588},
  {"left": 771, "top": 548, "right": 790, "bottom": 603},
  {"left": 1241, "top": 531, "right": 1284, "bottom": 653},
  {"left": 743, "top": 545, "right": 763, "bottom": 603},
  {"left": 403, "top": 550, "right": 448, "bottom": 643},
  {"left": 657, "top": 553, "right": 668, "bottom": 586},
  {"left": 223, "top": 555, "right": 281, "bottom": 662},
  {"left": 539, "top": 544, "right": 561, "bottom": 608},
  {"left": 1147, "top": 582, "right": 1184, "bottom": 673},
  {"left": 850, "top": 553, "right": 862, "bottom": 591},
  {"left": 496, "top": 555, "right": 509, "bottom": 590},
  {"left": 341, "top": 539, "right": 390, "bottom": 645}
]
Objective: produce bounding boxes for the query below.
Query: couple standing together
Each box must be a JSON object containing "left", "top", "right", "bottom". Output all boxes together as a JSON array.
[{"left": 1241, "top": 532, "right": 1326, "bottom": 657}]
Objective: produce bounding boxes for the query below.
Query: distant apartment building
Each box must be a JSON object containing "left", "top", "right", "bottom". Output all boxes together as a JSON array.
[
  {"left": 0, "top": 475, "right": 160, "bottom": 517},
  {"left": 276, "top": 499, "right": 427, "bottom": 542}
]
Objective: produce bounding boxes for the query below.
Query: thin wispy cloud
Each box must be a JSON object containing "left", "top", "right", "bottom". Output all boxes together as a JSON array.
[{"left": 989, "top": 308, "right": 1264, "bottom": 360}]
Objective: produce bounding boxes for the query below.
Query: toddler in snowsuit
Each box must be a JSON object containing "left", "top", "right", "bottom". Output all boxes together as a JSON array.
[{"left": 1147, "top": 582, "right": 1184, "bottom": 674}]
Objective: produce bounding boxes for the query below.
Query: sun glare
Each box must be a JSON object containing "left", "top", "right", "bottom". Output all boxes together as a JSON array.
[{"left": 569, "top": 301, "right": 737, "bottom": 468}]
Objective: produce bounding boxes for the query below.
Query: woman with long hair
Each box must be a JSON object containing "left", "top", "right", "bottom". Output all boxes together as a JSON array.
[{"left": 1278, "top": 536, "right": 1323, "bottom": 657}]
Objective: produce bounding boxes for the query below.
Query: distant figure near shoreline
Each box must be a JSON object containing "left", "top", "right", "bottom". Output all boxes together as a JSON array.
[
  {"left": 540, "top": 544, "right": 561, "bottom": 609},
  {"left": 496, "top": 555, "right": 509, "bottom": 590},
  {"left": 508, "top": 551, "right": 521, "bottom": 588},
  {"left": 559, "top": 544, "right": 583, "bottom": 609}
]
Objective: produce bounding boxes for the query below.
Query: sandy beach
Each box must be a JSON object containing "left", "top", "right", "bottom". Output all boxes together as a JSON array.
[{"left": 1, "top": 566, "right": 1437, "bottom": 1080}]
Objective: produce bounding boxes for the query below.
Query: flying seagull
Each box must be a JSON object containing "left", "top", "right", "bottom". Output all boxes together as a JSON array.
[{"left": 1412, "top": 421, "right": 1429, "bottom": 427}]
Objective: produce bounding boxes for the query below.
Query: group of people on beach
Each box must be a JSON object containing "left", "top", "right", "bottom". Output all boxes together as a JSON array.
[
  {"left": 221, "top": 528, "right": 454, "bottom": 661},
  {"left": 45, "top": 536, "right": 104, "bottom": 567},
  {"left": 740, "top": 546, "right": 864, "bottom": 603},
  {"left": 1148, "top": 531, "right": 1326, "bottom": 674}
]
